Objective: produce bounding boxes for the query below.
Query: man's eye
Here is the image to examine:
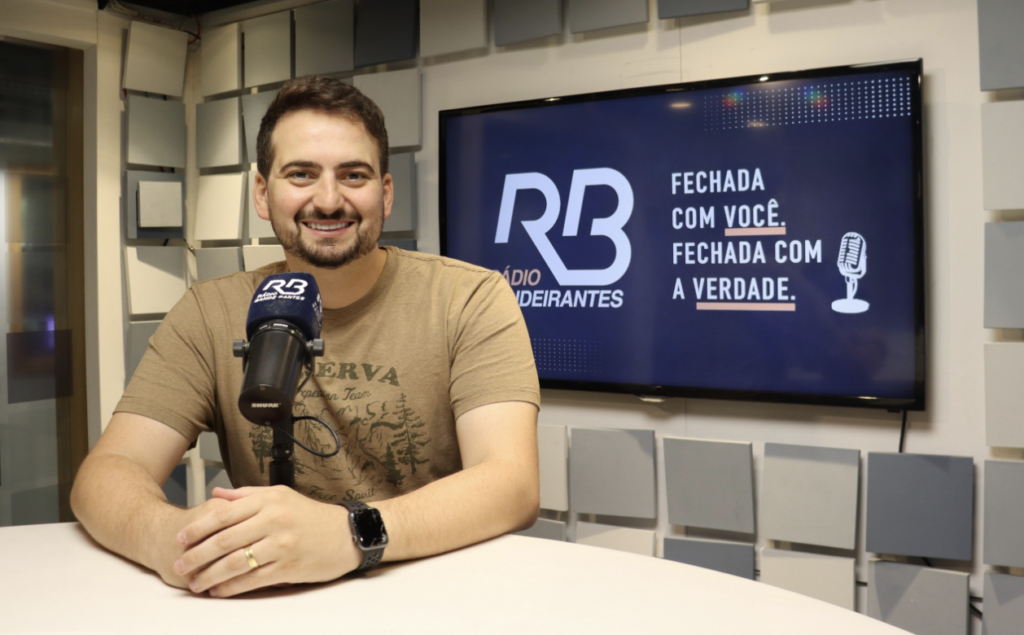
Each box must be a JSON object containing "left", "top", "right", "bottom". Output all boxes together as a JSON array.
[
  {"left": 343, "top": 173, "right": 366, "bottom": 182},
  {"left": 290, "top": 171, "right": 311, "bottom": 180}
]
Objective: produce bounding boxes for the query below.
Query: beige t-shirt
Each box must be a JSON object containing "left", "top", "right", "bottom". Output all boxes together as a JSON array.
[{"left": 117, "top": 247, "right": 540, "bottom": 503}]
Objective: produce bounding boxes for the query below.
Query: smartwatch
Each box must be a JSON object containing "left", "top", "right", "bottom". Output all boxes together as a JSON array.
[{"left": 338, "top": 500, "right": 388, "bottom": 570}]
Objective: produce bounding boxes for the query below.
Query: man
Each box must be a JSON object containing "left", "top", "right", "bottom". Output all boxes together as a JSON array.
[{"left": 71, "top": 76, "right": 541, "bottom": 598}]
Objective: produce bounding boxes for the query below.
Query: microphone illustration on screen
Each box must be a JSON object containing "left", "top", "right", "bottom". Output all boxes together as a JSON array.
[{"left": 831, "top": 232, "right": 870, "bottom": 314}]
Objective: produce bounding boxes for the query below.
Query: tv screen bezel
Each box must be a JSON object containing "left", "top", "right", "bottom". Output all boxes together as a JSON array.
[{"left": 438, "top": 59, "right": 926, "bottom": 411}]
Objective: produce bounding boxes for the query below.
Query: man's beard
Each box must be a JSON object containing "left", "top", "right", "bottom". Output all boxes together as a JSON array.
[{"left": 269, "top": 204, "right": 383, "bottom": 270}]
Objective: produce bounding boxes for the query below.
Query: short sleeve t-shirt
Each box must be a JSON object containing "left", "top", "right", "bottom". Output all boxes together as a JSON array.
[{"left": 116, "top": 247, "right": 540, "bottom": 503}]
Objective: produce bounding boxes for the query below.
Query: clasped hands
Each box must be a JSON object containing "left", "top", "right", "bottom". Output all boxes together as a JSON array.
[{"left": 161, "top": 485, "right": 361, "bottom": 598}]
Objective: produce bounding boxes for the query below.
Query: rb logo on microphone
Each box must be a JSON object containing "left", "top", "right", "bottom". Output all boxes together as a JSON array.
[
  {"left": 494, "top": 168, "right": 633, "bottom": 286},
  {"left": 262, "top": 279, "right": 308, "bottom": 296}
]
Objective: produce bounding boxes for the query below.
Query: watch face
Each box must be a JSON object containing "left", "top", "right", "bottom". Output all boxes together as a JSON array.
[{"left": 352, "top": 507, "right": 388, "bottom": 550}]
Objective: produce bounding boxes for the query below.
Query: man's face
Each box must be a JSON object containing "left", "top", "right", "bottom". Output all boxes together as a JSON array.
[{"left": 254, "top": 109, "right": 392, "bottom": 270}]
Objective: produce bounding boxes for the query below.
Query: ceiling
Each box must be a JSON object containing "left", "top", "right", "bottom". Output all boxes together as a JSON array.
[{"left": 104, "top": 0, "right": 260, "bottom": 17}]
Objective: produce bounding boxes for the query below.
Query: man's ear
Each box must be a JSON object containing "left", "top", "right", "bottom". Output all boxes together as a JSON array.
[
  {"left": 381, "top": 172, "right": 394, "bottom": 221},
  {"left": 253, "top": 172, "right": 271, "bottom": 221}
]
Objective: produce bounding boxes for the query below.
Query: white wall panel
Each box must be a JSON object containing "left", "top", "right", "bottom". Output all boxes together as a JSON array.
[
  {"left": 123, "top": 22, "right": 188, "bottom": 97},
  {"left": 760, "top": 549, "right": 855, "bottom": 610},
  {"left": 195, "top": 173, "right": 246, "bottom": 241},
  {"left": 196, "top": 97, "right": 243, "bottom": 168},
  {"left": 982, "top": 101, "right": 1024, "bottom": 210},
  {"left": 243, "top": 244, "right": 286, "bottom": 271},
  {"left": 537, "top": 424, "right": 569, "bottom": 511},
  {"left": 243, "top": 12, "right": 292, "bottom": 88},
  {"left": 575, "top": 521, "right": 654, "bottom": 556},
  {"left": 125, "top": 247, "right": 188, "bottom": 315},
  {"left": 354, "top": 69, "right": 421, "bottom": 148},
  {"left": 200, "top": 23, "right": 241, "bottom": 97},
  {"left": 126, "top": 95, "right": 186, "bottom": 168}
]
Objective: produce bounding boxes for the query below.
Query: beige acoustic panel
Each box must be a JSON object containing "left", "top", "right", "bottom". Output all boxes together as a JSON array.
[
  {"left": 125, "top": 246, "right": 188, "bottom": 315},
  {"left": 385, "top": 152, "right": 417, "bottom": 232},
  {"left": 138, "top": 181, "right": 184, "bottom": 228},
  {"left": 986, "top": 343, "right": 1024, "bottom": 448},
  {"left": 201, "top": 23, "right": 242, "bottom": 97},
  {"left": 195, "top": 173, "right": 246, "bottom": 241},
  {"left": 243, "top": 12, "right": 292, "bottom": 88},
  {"left": 575, "top": 522, "right": 654, "bottom": 556},
  {"left": 537, "top": 425, "right": 568, "bottom": 511},
  {"left": 199, "top": 431, "right": 223, "bottom": 463},
  {"left": 246, "top": 171, "right": 276, "bottom": 239},
  {"left": 420, "top": 0, "right": 488, "bottom": 57},
  {"left": 123, "top": 22, "right": 188, "bottom": 97},
  {"left": 126, "top": 95, "right": 186, "bottom": 168},
  {"left": 759, "top": 548, "right": 855, "bottom": 611},
  {"left": 196, "top": 97, "right": 243, "bottom": 168},
  {"left": 243, "top": 244, "right": 286, "bottom": 271},
  {"left": 294, "top": 0, "right": 355, "bottom": 76},
  {"left": 353, "top": 69, "right": 421, "bottom": 148},
  {"left": 867, "top": 560, "right": 969, "bottom": 635},
  {"left": 982, "top": 101, "right": 1024, "bottom": 210}
]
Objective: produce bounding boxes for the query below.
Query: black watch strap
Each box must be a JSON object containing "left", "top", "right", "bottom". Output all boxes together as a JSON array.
[{"left": 338, "top": 500, "right": 387, "bottom": 570}]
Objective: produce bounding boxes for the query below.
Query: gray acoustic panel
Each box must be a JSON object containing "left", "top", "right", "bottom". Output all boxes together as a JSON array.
[
  {"left": 664, "top": 437, "right": 755, "bottom": 533},
  {"left": 658, "top": 0, "right": 748, "bottom": 18},
  {"left": 982, "top": 102, "right": 1024, "bottom": 210},
  {"left": 243, "top": 244, "right": 286, "bottom": 271},
  {"left": 126, "top": 320, "right": 160, "bottom": 385},
  {"left": 867, "top": 560, "right": 968, "bottom": 635},
  {"left": 569, "top": 428, "right": 656, "bottom": 519},
  {"left": 200, "top": 23, "right": 241, "bottom": 97},
  {"left": 662, "top": 537, "right": 753, "bottom": 579},
  {"left": 11, "top": 484, "right": 59, "bottom": 526},
  {"left": 759, "top": 548, "right": 855, "bottom": 610},
  {"left": 979, "top": 0, "right": 1024, "bottom": 91},
  {"left": 984, "top": 460, "right": 1024, "bottom": 567},
  {"left": 986, "top": 343, "right": 1024, "bottom": 448},
  {"left": 354, "top": 0, "right": 418, "bottom": 67},
  {"left": 196, "top": 97, "right": 243, "bottom": 168},
  {"left": 420, "top": 0, "right": 487, "bottom": 57},
  {"left": 126, "top": 95, "right": 186, "bottom": 168},
  {"left": 575, "top": 521, "right": 654, "bottom": 556},
  {"left": 243, "top": 12, "right": 292, "bottom": 88},
  {"left": 295, "top": 0, "right": 355, "bottom": 76},
  {"left": 125, "top": 247, "right": 188, "bottom": 316},
  {"left": 205, "top": 466, "right": 233, "bottom": 498},
  {"left": 163, "top": 463, "right": 188, "bottom": 507},
  {"left": 569, "top": 0, "right": 648, "bottom": 34},
  {"left": 126, "top": 170, "right": 186, "bottom": 240},
  {"left": 138, "top": 181, "right": 183, "bottom": 228},
  {"left": 985, "top": 572, "right": 1024, "bottom": 635},
  {"left": 378, "top": 239, "right": 417, "bottom": 251},
  {"left": 985, "top": 222, "right": 1024, "bottom": 328},
  {"left": 385, "top": 152, "right": 417, "bottom": 232},
  {"left": 494, "top": 0, "right": 562, "bottom": 47},
  {"left": 516, "top": 518, "right": 566, "bottom": 541},
  {"left": 195, "top": 173, "right": 246, "bottom": 241},
  {"left": 1, "top": 404, "right": 58, "bottom": 486},
  {"left": 353, "top": 70, "right": 421, "bottom": 149},
  {"left": 123, "top": 21, "right": 188, "bottom": 97},
  {"left": 865, "top": 453, "right": 974, "bottom": 561},
  {"left": 246, "top": 171, "right": 276, "bottom": 239},
  {"left": 195, "top": 247, "right": 243, "bottom": 282},
  {"left": 199, "top": 431, "right": 223, "bottom": 463},
  {"left": 760, "top": 443, "right": 860, "bottom": 550},
  {"left": 241, "top": 91, "right": 277, "bottom": 165},
  {"left": 537, "top": 424, "right": 569, "bottom": 512}
]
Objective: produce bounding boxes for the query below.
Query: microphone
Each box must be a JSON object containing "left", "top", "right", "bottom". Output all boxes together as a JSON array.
[
  {"left": 234, "top": 273, "right": 325, "bottom": 426},
  {"left": 832, "top": 232, "right": 869, "bottom": 314}
]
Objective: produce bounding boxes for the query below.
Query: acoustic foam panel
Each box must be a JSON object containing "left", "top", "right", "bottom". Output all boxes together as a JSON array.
[
  {"left": 11, "top": 484, "right": 59, "bottom": 526},
  {"left": 243, "top": 12, "right": 292, "bottom": 88},
  {"left": 123, "top": 22, "right": 188, "bottom": 97},
  {"left": 575, "top": 521, "right": 654, "bottom": 556},
  {"left": 985, "top": 572, "right": 1024, "bottom": 635},
  {"left": 986, "top": 343, "right": 1024, "bottom": 448},
  {"left": 759, "top": 548, "right": 855, "bottom": 611},
  {"left": 537, "top": 425, "right": 569, "bottom": 512},
  {"left": 569, "top": 428, "right": 656, "bottom": 519},
  {"left": 979, "top": 0, "right": 1024, "bottom": 91},
  {"left": 516, "top": 518, "right": 566, "bottom": 541},
  {"left": 662, "top": 537, "right": 753, "bottom": 580},
  {"left": 984, "top": 460, "right": 1024, "bottom": 567},
  {"left": 195, "top": 173, "right": 246, "bottom": 241},
  {"left": 246, "top": 171, "right": 276, "bottom": 239},
  {"left": 7, "top": 330, "right": 72, "bottom": 404},
  {"left": 867, "top": 560, "right": 968, "bottom": 635},
  {"left": 664, "top": 437, "right": 755, "bottom": 533},
  {"left": 137, "top": 181, "right": 183, "bottom": 228},
  {"left": 125, "top": 246, "right": 187, "bottom": 316},
  {"left": 200, "top": 23, "right": 241, "bottom": 97},
  {"left": 494, "top": 0, "right": 562, "bottom": 47},
  {"left": 195, "top": 247, "right": 243, "bottom": 282},
  {"left": 126, "top": 170, "right": 186, "bottom": 240},
  {"left": 385, "top": 152, "right": 417, "bottom": 233},
  {"left": 420, "top": 0, "right": 487, "bottom": 58},
  {"left": 658, "top": 0, "right": 749, "bottom": 18},
  {"left": 982, "top": 102, "right": 1024, "bottom": 211},
  {"left": 865, "top": 453, "right": 973, "bottom": 561},
  {"left": 199, "top": 431, "right": 223, "bottom": 463},
  {"left": 126, "top": 320, "right": 160, "bottom": 386},
  {"left": 354, "top": 0, "right": 418, "bottom": 68},
  {"left": 241, "top": 91, "right": 277, "bottom": 166},
  {"left": 760, "top": 443, "right": 859, "bottom": 550},
  {"left": 379, "top": 239, "right": 417, "bottom": 251},
  {"left": 196, "top": 97, "right": 243, "bottom": 168},
  {"left": 569, "top": 0, "right": 648, "bottom": 34},
  {"left": 294, "top": 0, "right": 355, "bottom": 76},
  {"left": 984, "top": 222, "right": 1024, "bottom": 328},
  {"left": 163, "top": 463, "right": 188, "bottom": 507},
  {"left": 243, "top": 244, "right": 286, "bottom": 271},
  {"left": 353, "top": 69, "right": 421, "bottom": 148},
  {"left": 126, "top": 95, "right": 186, "bottom": 169},
  {"left": 205, "top": 466, "right": 233, "bottom": 498}
]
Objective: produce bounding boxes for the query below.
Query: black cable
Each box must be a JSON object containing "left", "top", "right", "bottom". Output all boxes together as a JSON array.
[
  {"left": 898, "top": 409, "right": 909, "bottom": 453},
  {"left": 286, "top": 416, "right": 340, "bottom": 457}
]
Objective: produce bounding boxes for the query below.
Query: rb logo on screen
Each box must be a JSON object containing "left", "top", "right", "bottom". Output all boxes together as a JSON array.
[{"left": 494, "top": 168, "right": 633, "bottom": 286}]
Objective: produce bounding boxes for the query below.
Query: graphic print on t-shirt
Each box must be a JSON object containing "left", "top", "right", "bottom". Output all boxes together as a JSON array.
[{"left": 247, "top": 359, "right": 432, "bottom": 502}]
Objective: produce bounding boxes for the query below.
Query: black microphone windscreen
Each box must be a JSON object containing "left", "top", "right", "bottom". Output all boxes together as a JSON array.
[{"left": 246, "top": 272, "right": 323, "bottom": 340}]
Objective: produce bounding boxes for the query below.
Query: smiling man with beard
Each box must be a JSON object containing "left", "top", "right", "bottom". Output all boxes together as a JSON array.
[{"left": 72, "top": 76, "right": 541, "bottom": 598}]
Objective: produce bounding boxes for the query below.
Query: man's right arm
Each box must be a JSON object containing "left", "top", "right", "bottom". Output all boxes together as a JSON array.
[{"left": 70, "top": 412, "right": 227, "bottom": 588}]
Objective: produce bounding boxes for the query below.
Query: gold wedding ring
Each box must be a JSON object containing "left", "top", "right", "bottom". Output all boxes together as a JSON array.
[{"left": 244, "top": 545, "right": 260, "bottom": 570}]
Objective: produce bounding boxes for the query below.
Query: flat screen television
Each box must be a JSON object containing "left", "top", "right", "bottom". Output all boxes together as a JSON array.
[{"left": 440, "top": 60, "right": 925, "bottom": 410}]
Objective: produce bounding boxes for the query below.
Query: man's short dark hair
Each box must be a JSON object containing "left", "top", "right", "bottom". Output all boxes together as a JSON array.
[{"left": 256, "top": 76, "right": 389, "bottom": 179}]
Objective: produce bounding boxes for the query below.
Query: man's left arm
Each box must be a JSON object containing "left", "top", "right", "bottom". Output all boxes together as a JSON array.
[{"left": 176, "top": 400, "right": 539, "bottom": 597}]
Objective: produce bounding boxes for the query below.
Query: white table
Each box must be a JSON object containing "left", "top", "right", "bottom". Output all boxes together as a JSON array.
[{"left": 1, "top": 523, "right": 908, "bottom": 634}]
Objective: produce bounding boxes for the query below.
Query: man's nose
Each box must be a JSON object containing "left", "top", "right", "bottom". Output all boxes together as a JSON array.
[{"left": 311, "top": 176, "right": 345, "bottom": 212}]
